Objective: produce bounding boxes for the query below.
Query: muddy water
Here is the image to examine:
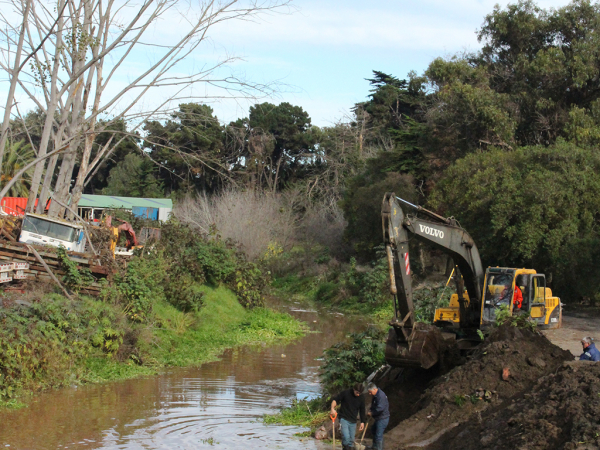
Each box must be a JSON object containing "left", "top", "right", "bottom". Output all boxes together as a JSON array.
[{"left": 0, "top": 304, "right": 365, "bottom": 449}]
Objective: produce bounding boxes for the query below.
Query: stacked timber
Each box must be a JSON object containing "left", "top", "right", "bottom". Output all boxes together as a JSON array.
[{"left": 0, "top": 240, "right": 112, "bottom": 295}]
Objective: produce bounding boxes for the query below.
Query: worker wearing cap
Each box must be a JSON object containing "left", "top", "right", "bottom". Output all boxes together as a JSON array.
[
  {"left": 367, "top": 382, "right": 390, "bottom": 450},
  {"left": 330, "top": 382, "right": 366, "bottom": 450},
  {"left": 580, "top": 337, "right": 600, "bottom": 361}
]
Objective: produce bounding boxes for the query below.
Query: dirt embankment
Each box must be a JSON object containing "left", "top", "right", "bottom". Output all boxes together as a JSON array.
[
  {"left": 427, "top": 361, "right": 600, "bottom": 450},
  {"left": 382, "top": 325, "right": 576, "bottom": 449}
]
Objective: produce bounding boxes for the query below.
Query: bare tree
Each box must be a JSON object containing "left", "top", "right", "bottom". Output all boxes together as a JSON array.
[
  {"left": 174, "top": 189, "right": 298, "bottom": 261},
  {"left": 0, "top": 0, "right": 289, "bottom": 217}
]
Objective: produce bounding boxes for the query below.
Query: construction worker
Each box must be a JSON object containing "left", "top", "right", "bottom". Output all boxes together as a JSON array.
[
  {"left": 500, "top": 283, "right": 523, "bottom": 309},
  {"left": 330, "top": 382, "right": 366, "bottom": 450},
  {"left": 513, "top": 284, "right": 523, "bottom": 309},
  {"left": 580, "top": 337, "right": 600, "bottom": 361},
  {"left": 367, "top": 382, "right": 390, "bottom": 450}
]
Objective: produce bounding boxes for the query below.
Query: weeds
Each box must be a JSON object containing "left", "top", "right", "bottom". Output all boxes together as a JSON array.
[
  {"left": 495, "top": 305, "right": 538, "bottom": 331},
  {"left": 263, "top": 397, "right": 329, "bottom": 429},
  {"left": 453, "top": 394, "right": 466, "bottom": 407},
  {"left": 0, "top": 295, "right": 127, "bottom": 400}
]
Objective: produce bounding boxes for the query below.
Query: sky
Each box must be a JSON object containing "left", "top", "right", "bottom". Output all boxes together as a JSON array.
[
  {"left": 201, "top": 0, "right": 573, "bottom": 127},
  {"left": 0, "top": 0, "right": 576, "bottom": 130}
]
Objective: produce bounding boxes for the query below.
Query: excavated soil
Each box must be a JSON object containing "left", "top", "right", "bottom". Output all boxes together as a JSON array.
[
  {"left": 383, "top": 325, "right": 575, "bottom": 449},
  {"left": 426, "top": 361, "right": 600, "bottom": 450}
]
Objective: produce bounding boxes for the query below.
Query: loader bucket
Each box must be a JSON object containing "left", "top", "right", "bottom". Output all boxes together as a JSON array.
[{"left": 385, "top": 322, "right": 442, "bottom": 369}]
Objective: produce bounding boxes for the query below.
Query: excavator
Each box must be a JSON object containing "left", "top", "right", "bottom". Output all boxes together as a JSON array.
[
  {"left": 106, "top": 216, "right": 140, "bottom": 256},
  {"left": 382, "top": 193, "right": 562, "bottom": 370}
]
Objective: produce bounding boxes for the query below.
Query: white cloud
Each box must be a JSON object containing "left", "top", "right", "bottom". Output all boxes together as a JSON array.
[{"left": 206, "top": 0, "right": 576, "bottom": 53}]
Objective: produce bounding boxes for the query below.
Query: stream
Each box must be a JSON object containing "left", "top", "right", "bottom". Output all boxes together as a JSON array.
[{"left": 0, "top": 302, "right": 366, "bottom": 449}]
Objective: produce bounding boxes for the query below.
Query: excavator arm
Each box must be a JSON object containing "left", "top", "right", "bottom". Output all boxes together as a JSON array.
[{"left": 382, "top": 193, "right": 485, "bottom": 369}]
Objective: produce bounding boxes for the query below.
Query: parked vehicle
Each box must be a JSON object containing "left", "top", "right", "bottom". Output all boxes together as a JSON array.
[{"left": 19, "top": 213, "right": 86, "bottom": 252}]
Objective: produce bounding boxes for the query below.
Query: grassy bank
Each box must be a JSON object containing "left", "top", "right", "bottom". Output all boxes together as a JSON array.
[
  {"left": 85, "top": 284, "right": 306, "bottom": 382},
  {"left": 0, "top": 285, "right": 306, "bottom": 408}
]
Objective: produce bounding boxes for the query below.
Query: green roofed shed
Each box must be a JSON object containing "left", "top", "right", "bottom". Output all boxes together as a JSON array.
[
  {"left": 77, "top": 195, "right": 172, "bottom": 222},
  {"left": 78, "top": 195, "right": 172, "bottom": 209}
]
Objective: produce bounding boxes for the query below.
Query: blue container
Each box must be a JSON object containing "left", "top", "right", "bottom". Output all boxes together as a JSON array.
[{"left": 132, "top": 206, "right": 158, "bottom": 220}]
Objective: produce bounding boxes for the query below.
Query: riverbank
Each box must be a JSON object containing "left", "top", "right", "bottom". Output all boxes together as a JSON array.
[
  {"left": 0, "top": 284, "right": 307, "bottom": 409},
  {"left": 0, "top": 294, "right": 365, "bottom": 449}
]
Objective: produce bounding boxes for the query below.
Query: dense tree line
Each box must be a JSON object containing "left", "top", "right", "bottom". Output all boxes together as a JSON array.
[{"left": 5, "top": 0, "right": 600, "bottom": 301}]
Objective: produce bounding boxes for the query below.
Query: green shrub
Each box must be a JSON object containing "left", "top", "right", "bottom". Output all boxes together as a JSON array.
[
  {"left": 315, "top": 282, "right": 340, "bottom": 303},
  {"left": 57, "top": 246, "right": 94, "bottom": 292},
  {"left": 356, "top": 256, "right": 389, "bottom": 304},
  {"left": 495, "top": 304, "right": 537, "bottom": 331},
  {"left": 320, "top": 326, "right": 386, "bottom": 395},
  {"left": 413, "top": 286, "right": 452, "bottom": 323},
  {"left": 164, "top": 274, "right": 205, "bottom": 312},
  {"left": 308, "top": 256, "right": 389, "bottom": 307},
  {"left": 0, "top": 295, "right": 128, "bottom": 399},
  {"left": 101, "top": 263, "right": 153, "bottom": 323},
  {"left": 157, "top": 222, "right": 267, "bottom": 308}
]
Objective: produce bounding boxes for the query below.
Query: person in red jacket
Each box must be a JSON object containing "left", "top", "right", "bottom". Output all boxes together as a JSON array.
[
  {"left": 513, "top": 285, "right": 523, "bottom": 309},
  {"left": 500, "top": 284, "right": 523, "bottom": 309}
]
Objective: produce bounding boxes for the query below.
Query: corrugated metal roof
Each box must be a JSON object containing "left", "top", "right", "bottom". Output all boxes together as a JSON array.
[{"left": 78, "top": 195, "right": 173, "bottom": 209}]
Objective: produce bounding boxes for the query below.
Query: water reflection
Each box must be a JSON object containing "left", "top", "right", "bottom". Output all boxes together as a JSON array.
[{"left": 0, "top": 305, "right": 364, "bottom": 449}]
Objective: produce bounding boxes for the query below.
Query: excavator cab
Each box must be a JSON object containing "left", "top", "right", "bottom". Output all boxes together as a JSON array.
[
  {"left": 481, "top": 268, "right": 517, "bottom": 323},
  {"left": 481, "top": 268, "right": 561, "bottom": 328}
]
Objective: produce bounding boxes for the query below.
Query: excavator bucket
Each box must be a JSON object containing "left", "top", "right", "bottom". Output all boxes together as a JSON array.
[{"left": 385, "top": 323, "right": 443, "bottom": 369}]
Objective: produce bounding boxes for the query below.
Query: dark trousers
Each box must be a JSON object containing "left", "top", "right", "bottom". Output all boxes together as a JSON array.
[{"left": 371, "top": 416, "right": 389, "bottom": 450}]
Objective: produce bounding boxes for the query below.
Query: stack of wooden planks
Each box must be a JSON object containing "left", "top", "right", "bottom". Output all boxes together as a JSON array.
[{"left": 0, "top": 240, "right": 112, "bottom": 295}]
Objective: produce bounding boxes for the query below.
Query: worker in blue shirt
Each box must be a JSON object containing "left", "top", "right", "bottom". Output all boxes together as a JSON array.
[
  {"left": 367, "top": 382, "right": 390, "bottom": 450},
  {"left": 580, "top": 337, "right": 600, "bottom": 361}
]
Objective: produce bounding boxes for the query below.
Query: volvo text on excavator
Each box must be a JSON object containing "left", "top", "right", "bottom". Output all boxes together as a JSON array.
[{"left": 382, "top": 193, "right": 562, "bottom": 370}]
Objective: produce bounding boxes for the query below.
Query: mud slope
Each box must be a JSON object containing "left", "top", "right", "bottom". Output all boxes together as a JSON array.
[{"left": 385, "top": 325, "right": 574, "bottom": 449}]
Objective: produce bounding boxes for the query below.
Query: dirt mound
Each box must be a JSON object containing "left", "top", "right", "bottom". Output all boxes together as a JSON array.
[
  {"left": 429, "top": 361, "right": 600, "bottom": 450},
  {"left": 385, "top": 325, "right": 573, "bottom": 449}
]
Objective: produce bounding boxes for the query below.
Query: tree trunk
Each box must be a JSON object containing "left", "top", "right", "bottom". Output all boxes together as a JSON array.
[
  {"left": 0, "top": 0, "right": 31, "bottom": 177},
  {"left": 47, "top": 144, "right": 78, "bottom": 218},
  {"left": 36, "top": 119, "right": 69, "bottom": 214},
  {"left": 25, "top": 0, "right": 65, "bottom": 212}
]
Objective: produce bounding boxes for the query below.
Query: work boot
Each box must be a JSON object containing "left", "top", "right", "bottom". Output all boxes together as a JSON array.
[{"left": 372, "top": 441, "right": 383, "bottom": 450}]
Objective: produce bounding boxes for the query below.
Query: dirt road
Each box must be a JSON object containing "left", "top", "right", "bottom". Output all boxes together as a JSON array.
[{"left": 542, "top": 307, "right": 600, "bottom": 358}]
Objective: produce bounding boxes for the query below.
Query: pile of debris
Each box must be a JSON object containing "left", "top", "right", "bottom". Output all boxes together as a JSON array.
[{"left": 88, "top": 224, "right": 119, "bottom": 271}]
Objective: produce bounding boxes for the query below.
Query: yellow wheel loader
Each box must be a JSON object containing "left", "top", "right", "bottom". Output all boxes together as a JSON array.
[{"left": 382, "top": 193, "right": 562, "bottom": 370}]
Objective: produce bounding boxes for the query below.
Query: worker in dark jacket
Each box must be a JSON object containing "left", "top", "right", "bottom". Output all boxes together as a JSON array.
[
  {"left": 367, "top": 382, "right": 390, "bottom": 450},
  {"left": 330, "top": 382, "right": 366, "bottom": 450},
  {"left": 580, "top": 337, "right": 600, "bottom": 361}
]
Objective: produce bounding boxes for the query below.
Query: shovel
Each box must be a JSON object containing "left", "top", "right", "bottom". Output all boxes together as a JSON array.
[
  {"left": 330, "top": 412, "right": 337, "bottom": 449},
  {"left": 354, "top": 422, "right": 369, "bottom": 450}
]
